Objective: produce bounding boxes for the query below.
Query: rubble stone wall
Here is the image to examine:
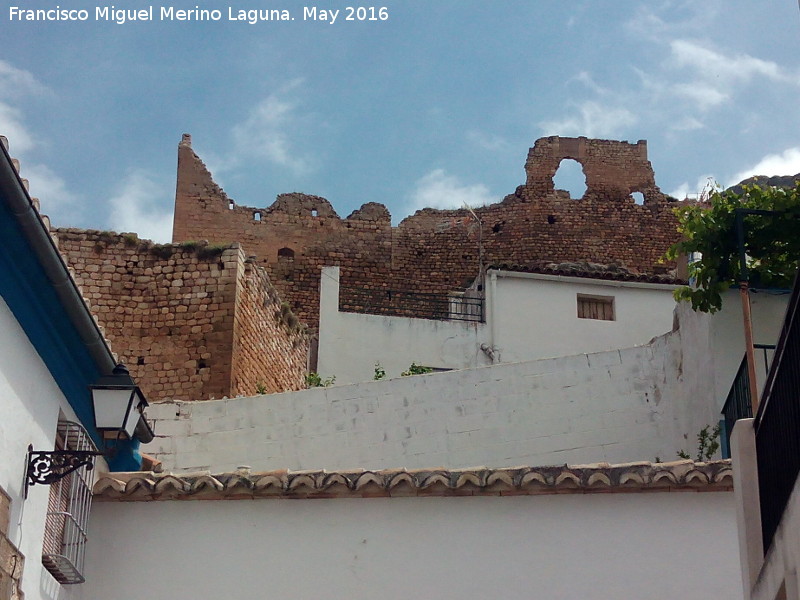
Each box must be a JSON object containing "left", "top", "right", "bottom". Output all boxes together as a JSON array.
[
  {"left": 231, "top": 254, "right": 309, "bottom": 397},
  {"left": 54, "top": 229, "right": 308, "bottom": 402},
  {"left": 172, "top": 135, "right": 681, "bottom": 329}
]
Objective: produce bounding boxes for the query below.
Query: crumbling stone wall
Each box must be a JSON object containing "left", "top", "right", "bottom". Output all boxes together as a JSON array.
[
  {"left": 55, "top": 229, "right": 308, "bottom": 402},
  {"left": 232, "top": 255, "right": 308, "bottom": 396},
  {"left": 172, "top": 135, "right": 681, "bottom": 329}
]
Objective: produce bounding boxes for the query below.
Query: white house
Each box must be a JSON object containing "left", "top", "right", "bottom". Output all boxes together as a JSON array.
[
  {"left": 0, "top": 136, "right": 153, "bottom": 599},
  {"left": 317, "top": 266, "right": 787, "bottom": 394},
  {"left": 318, "top": 265, "right": 681, "bottom": 385}
]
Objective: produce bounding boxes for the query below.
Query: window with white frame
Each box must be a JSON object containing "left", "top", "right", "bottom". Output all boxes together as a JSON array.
[{"left": 41, "top": 420, "right": 96, "bottom": 585}]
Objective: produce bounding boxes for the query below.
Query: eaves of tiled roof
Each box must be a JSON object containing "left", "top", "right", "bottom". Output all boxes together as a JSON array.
[
  {"left": 490, "top": 262, "right": 685, "bottom": 285},
  {"left": 93, "top": 460, "right": 732, "bottom": 502}
]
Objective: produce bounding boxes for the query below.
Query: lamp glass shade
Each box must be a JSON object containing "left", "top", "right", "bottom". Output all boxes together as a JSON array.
[{"left": 91, "top": 388, "right": 138, "bottom": 438}]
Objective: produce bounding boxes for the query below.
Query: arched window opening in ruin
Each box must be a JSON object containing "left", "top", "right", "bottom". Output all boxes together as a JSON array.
[
  {"left": 228, "top": 199, "right": 235, "bottom": 210},
  {"left": 254, "top": 211, "right": 261, "bottom": 221},
  {"left": 278, "top": 247, "right": 295, "bottom": 260},
  {"left": 311, "top": 208, "right": 318, "bottom": 217},
  {"left": 631, "top": 192, "right": 645, "bottom": 205},
  {"left": 553, "top": 158, "right": 587, "bottom": 199}
]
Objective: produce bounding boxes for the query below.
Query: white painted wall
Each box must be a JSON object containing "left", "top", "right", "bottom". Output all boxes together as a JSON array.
[
  {"left": 318, "top": 266, "right": 489, "bottom": 383},
  {"left": 0, "top": 296, "right": 86, "bottom": 600},
  {"left": 78, "top": 491, "right": 743, "bottom": 600},
  {"left": 318, "top": 267, "right": 679, "bottom": 385},
  {"left": 145, "top": 300, "right": 723, "bottom": 473},
  {"left": 490, "top": 271, "right": 677, "bottom": 363},
  {"left": 749, "top": 469, "right": 800, "bottom": 600},
  {"left": 710, "top": 289, "right": 788, "bottom": 405}
]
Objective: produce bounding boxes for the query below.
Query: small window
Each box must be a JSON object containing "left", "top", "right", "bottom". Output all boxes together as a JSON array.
[
  {"left": 577, "top": 294, "right": 615, "bottom": 321},
  {"left": 311, "top": 209, "right": 318, "bottom": 217},
  {"left": 277, "top": 247, "right": 295, "bottom": 260},
  {"left": 41, "top": 420, "right": 96, "bottom": 585},
  {"left": 253, "top": 211, "right": 261, "bottom": 221},
  {"left": 228, "top": 200, "right": 235, "bottom": 210}
]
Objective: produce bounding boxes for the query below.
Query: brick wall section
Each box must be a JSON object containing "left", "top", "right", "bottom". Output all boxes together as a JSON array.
[
  {"left": 54, "top": 229, "right": 308, "bottom": 402},
  {"left": 172, "top": 135, "right": 681, "bottom": 329},
  {"left": 231, "top": 253, "right": 308, "bottom": 396}
]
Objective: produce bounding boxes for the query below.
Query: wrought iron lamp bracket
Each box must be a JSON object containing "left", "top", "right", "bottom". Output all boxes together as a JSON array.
[{"left": 26, "top": 445, "right": 103, "bottom": 488}]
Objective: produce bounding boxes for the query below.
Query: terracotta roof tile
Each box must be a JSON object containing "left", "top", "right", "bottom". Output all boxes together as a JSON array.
[
  {"left": 93, "top": 460, "right": 732, "bottom": 502},
  {"left": 490, "top": 262, "right": 684, "bottom": 285}
]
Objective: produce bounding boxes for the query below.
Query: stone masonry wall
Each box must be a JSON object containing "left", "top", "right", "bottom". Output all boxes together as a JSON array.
[
  {"left": 172, "top": 135, "right": 681, "bottom": 330},
  {"left": 231, "top": 254, "right": 308, "bottom": 396},
  {"left": 54, "top": 229, "right": 308, "bottom": 402}
]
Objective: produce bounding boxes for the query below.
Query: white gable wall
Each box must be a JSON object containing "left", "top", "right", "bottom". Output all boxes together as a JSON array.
[
  {"left": 0, "top": 296, "right": 86, "bottom": 600},
  {"left": 78, "top": 491, "right": 743, "bottom": 600}
]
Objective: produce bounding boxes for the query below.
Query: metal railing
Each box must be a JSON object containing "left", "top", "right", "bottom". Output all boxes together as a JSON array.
[
  {"left": 721, "top": 345, "right": 775, "bottom": 456},
  {"left": 340, "top": 287, "right": 484, "bottom": 322},
  {"left": 754, "top": 275, "right": 800, "bottom": 554},
  {"left": 42, "top": 421, "right": 95, "bottom": 585},
  {"left": 722, "top": 356, "right": 752, "bottom": 455}
]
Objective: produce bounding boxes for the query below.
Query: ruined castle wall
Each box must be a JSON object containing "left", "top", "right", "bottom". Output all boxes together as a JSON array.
[
  {"left": 55, "top": 229, "right": 307, "bottom": 402},
  {"left": 172, "top": 135, "right": 682, "bottom": 329},
  {"left": 231, "top": 253, "right": 309, "bottom": 396},
  {"left": 173, "top": 135, "right": 393, "bottom": 327}
]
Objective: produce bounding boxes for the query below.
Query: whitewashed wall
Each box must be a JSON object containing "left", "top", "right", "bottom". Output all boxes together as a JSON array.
[
  {"left": 145, "top": 300, "right": 724, "bottom": 473},
  {"left": 78, "top": 491, "right": 742, "bottom": 600},
  {"left": 749, "top": 470, "right": 800, "bottom": 600},
  {"left": 709, "top": 289, "right": 788, "bottom": 403},
  {"left": 317, "top": 267, "right": 678, "bottom": 384},
  {"left": 317, "top": 266, "right": 489, "bottom": 383},
  {"left": 0, "top": 297, "right": 86, "bottom": 600},
  {"left": 489, "top": 271, "right": 677, "bottom": 363}
]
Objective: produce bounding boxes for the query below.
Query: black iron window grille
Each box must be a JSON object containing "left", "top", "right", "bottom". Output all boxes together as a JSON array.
[{"left": 40, "top": 420, "right": 96, "bottom": 585}]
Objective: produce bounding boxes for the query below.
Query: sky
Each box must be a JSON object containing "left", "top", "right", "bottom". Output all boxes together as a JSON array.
[{"left": 2, "top": 0, "right": 800, "bottom": 243}]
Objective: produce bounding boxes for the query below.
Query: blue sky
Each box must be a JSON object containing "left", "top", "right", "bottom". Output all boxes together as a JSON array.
[{"left": 2, "top": 0, "right": 800, "bottom": 242}]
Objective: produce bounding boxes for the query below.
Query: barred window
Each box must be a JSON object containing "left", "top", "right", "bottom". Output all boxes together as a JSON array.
[
  {"left": 577, "top": 294, "right": 615, "bottom": 321},
  {"left": 41, "top": 421, "right": 96, "bottom": 585}
]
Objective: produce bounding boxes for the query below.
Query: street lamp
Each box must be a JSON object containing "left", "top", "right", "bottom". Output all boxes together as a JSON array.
[
  {"left": 90, "top": 363, "right": 147, "bottom": 440},
  {"left": 25, "top": 364, "right": 148, "bottom": 489}
]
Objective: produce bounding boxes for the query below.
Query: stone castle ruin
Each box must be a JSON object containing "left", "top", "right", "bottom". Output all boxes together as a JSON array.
[
  {"left": 173, "top": 134, "right": 681, "bottom": 330},
  {"left": 51, "top": 134, "right": 682, "bottom": 403}
]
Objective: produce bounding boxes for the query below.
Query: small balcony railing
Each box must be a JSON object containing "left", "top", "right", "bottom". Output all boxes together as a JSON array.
[
  {"left": 340, "top": 287, "right": 484, "bottom": 322},
  {"left": 754, "top": 275, "right": 800, "bottom": 554},
  {"left": 721, "top": 345, "right": 775, "bottom": 456}
]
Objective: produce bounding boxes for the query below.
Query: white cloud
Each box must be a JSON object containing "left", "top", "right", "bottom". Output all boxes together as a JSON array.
[
  {"left": 0, "top": 61, "right": 50, "bottom": 153},
  {"left": 231, "top": 79, "right": 311, "bottom": 175},
  {"left": 669, "top": 175, "right": 718, "bottom": 201},
  {"left": 107, "top": 170, "right": 173, "bottom": 243},
  {"left": 539, "top": 101, "right": 637, "bottom": 138},
  {"left": 466, "top": 130, "right": 510, "bottom": 152},
  {"left": 406, "top": 169, "right": 494, "bottom": 215},
  {"left": 670, "top": 116, "right": 704, "bottom": 132},
  {"left": 22, "top": 163, "right": 80, "bottom": 220},
  {"left": 669, "top": 40, "right": 795, "bottom": 85},
  {"left": 728, "top": 148, "right": 800, "bottom": 187},
  {"left": 0, "top": 102, "right": 35, "bottom": 153},
  {"left": 669, "top": 81, "right": 728, "bottom": 110},
  {"left": 662, "top": 40, "right": 800, "bottom": 113},
  {"left": 0, "top": 59, "right": 49, "bottom": 99}
]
